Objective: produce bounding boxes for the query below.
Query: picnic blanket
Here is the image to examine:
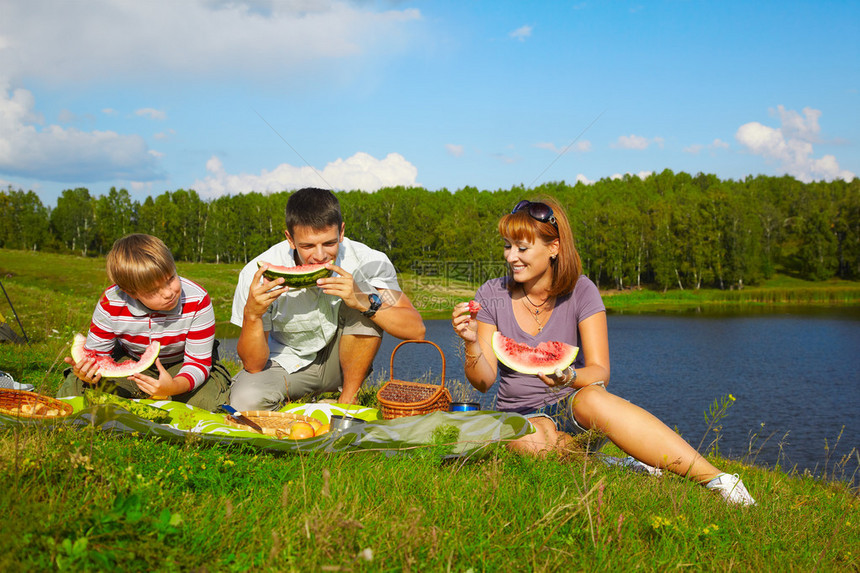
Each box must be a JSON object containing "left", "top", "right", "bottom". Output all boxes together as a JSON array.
[{"left": 0, "top": 397, "right": 532, "bottom": 459}]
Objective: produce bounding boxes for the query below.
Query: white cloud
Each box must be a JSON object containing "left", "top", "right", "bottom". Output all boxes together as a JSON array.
[
  {"left": 735, "top": 105, "right": 855, "bottom": 182},
  {"left": 102, "top": 108, "right": 118, "bottom": 115},
  {"left": 0, "top": 0, "right": 423, "bottom": 85},
  {"left": 491, "top": 152, "right": 519, "bottom": 165},
  {"left": 612, "top": 134, "right": 657, "bottom": 150},
  {"left": 0, "top": 85, "right": 162, "bottom": 182},
  {"left": 510, "top": 25, "right": 533, "bottom": 42},
  {"left": 684, "top": 138, "right": 730, "bottom": 154},
  {"left": 192, "top": 151, "right": 419, "bottom": 197},
  {"left": 135, "top": 108, "right": 167, "bottom": 120},
  {"left": 58, "top": 109, "right": 76, "bottom": 123},
  {"left": 445, "top": 143, "right": 464, "bottom": 157},
  {"left": 535, "top": 140, "right": 591, "bottom": 154},
  {"left": 154, "top": 129, "right": 176, "bottom": 141}
]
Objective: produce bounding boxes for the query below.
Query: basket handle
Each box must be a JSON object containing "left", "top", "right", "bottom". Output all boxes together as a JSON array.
[{"left": 389, "top": 339, "right": 446, "bottom": 388}]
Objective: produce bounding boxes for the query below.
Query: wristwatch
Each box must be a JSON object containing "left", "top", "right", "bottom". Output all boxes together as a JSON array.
[{"left": 362, "top": 293, "right": 383, "bottom": 318}]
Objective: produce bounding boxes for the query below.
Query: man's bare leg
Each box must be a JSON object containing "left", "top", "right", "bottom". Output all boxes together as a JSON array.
[{"left": 338, "top": 334, "right": 381, "bottom": 404}]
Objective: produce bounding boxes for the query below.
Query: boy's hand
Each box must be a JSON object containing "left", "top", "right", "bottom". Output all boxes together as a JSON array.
[
  {"left": 129, "top": 359, "right": 187, "bottom": 398},
  {"left": 64, "top": 355, "right": 103, "bottom": 385}
]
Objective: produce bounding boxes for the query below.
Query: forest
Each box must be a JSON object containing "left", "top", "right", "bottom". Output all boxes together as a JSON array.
[{"left": 2, "top": 169, "right": 858, "bottom": 291}]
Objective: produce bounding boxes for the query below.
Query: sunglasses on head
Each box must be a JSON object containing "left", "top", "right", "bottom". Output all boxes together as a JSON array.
[{"left": 512, "top": 200, "right": 558, "bottom": 228}]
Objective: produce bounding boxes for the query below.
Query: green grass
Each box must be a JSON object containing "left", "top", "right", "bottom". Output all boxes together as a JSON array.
[
  {"left": 1, "top": 423, "right": 857, "bottom": 572},
  {"left": 1, "top": 248, "right": 859, "bottom": 571}
]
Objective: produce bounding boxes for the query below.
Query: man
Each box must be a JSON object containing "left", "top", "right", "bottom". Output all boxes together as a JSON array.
[{"left": 230, "top": 187, "right": 425, "bottom": 409}]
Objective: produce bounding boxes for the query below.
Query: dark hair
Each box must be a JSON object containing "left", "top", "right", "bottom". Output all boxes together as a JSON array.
[
  {"left": 497, "top": 196, "right": 582, "bottom": 297},
  {"left": 285, "top": 188, "right": 343, "bottom": 235}
]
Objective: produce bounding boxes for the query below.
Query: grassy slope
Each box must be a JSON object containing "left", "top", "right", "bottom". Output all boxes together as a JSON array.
[{"left": 1, "top": 249, "right": 858, "bottom": 571}]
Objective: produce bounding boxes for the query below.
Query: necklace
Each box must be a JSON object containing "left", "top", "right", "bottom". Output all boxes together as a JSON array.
[
  {"left": 524, "top": 291, "right": 550, "bottom": 310},
  {"left": 521, "top": 289, "right": 552, "bottom": 332}
]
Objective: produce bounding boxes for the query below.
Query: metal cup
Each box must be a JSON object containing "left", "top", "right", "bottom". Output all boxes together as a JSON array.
[{"left": 450, "top": 402, "right": 480, "bottom": 412}]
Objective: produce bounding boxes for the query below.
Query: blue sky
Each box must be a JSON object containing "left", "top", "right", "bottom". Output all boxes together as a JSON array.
[{"left": 1, "top": 0, "right": 857, "bottom": 206}]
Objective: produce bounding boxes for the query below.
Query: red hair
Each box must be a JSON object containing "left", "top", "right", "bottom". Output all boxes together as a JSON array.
[{"left": 497, "top": 196, "right": 582, "bottom": 297}]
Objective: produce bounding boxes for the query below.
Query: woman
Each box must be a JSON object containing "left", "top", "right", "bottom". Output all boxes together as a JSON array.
[{"left": 451, "top": 198, "right": 756, "bottom": 505}]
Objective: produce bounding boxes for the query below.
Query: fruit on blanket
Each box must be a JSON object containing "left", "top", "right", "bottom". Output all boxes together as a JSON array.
[
  {"left": 70, "top": 334, "right": 160, "bottom": 378},
  {"left": 307, "top": 418, "right": 322, "bottom": 431},
  {"left": 257, "top": 261, "right": 333, "bottom": 288},
  {"left": 468, "top": 300, "right": 481, "bottom": 313},
  {"left": 315, "top": 423, "right": 330, "bottom": 436},
  {"left": 491, "top": 332, "right": 579, "bottom": 376},
  {"left": 287, "top": 421, "right": 315, "bottom": 440}
]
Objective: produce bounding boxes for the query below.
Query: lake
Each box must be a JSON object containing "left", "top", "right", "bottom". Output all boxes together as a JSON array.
[{"left": 219, "top": 308, "right": 860, "bottom": 481}]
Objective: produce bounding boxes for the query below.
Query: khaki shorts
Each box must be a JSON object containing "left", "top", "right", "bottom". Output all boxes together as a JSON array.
[
  {"left": 524, "top": 381, "right": 606, "bottom": 434},
  {"left": 229, "top": 303, "right": 381, "bottom": 411}
]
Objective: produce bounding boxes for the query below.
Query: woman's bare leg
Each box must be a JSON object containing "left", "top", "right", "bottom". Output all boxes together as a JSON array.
[{"left": 571, "top": 385, "right": 722, "bottom": 483}]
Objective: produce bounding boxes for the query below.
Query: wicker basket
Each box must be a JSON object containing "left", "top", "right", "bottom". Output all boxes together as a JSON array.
[
  {"left": 224, "top": 410, "right": 317, "bottom": 438},
  {"left": 376, "top": 339, "right": 452, "bottom": 420},
  {"left": 0, "top": 389, "right": 74, "bottom": 418}
]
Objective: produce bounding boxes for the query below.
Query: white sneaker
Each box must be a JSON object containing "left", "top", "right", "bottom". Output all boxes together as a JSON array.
[
  {"left": 706, "top": 473, "right": 757, "bottom": 506},
  {"left": 601, "top": 455, "right": 663, "bottom": 477}
]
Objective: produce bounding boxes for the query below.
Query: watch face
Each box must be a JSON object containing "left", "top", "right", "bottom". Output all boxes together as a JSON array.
[{"left": 369, "top": 293, "right": 382, "bottom": 308}]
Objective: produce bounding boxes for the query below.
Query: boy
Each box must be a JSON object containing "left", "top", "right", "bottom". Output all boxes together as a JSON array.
[
  {"left": 230, "top": 187, "right": 425, "bottom": 409},
  {"left": 58, "top": 234, "right": 230, "bottom": 410}
]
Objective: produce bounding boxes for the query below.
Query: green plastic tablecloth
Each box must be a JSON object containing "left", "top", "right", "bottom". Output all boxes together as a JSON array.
[{"left": 0, "top": 397, "right": 532, "bottom": 459}]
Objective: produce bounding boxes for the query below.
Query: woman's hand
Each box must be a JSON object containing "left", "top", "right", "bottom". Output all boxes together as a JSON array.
[
  {"left": 63, "top": 355, "right": 103, "bottom": 385},
  {"left": 451, "top": 301, "right": 479, "bottom": 343},
  {"left": 538, "top": 367, "right": 574, "bottom": 389},
  {"left": 129, "top": 359, "right": 187, "bottom": 398}
]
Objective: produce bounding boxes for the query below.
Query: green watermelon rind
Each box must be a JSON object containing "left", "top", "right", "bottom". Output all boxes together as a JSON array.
[
  {"left": 70, "top": 333, "right": 161, "bottom": 378},
  {"left": 257, "top": 261, "right": 333, "bottom": 288},
  {"left": 491, "top": 331, "right": 579, "bottom": 376}
]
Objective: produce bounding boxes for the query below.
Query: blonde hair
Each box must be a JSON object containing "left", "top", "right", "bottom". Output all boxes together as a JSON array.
[
  {"left": 497, "top": 196, "right": 582, "bottom": 297},
  {"left": 106, "top": 234, "right": 176, "bottom": 295}
]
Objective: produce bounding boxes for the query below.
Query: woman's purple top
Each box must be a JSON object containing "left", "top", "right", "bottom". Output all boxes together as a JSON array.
[{"left": 475, "top": 276, "right": 606, "bottom": 413}]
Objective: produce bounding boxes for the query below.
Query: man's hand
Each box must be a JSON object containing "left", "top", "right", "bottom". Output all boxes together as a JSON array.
[
  {"left": 316, "top": 262, "right": 368, "bottom": 311},
  {"left": 245, "top": 263, "right": 288, "bottom": 320}
]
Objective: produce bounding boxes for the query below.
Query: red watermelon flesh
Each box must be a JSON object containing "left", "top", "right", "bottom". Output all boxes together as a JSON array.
[
  {"left": 491, "top": 332, "right": 578, "bottom": 376},
  {"left": 70, "top": 333, "right": 160, "bottom": 378},
  {"left": 468, "top": 300, "right": 482, "bottom": 313}
]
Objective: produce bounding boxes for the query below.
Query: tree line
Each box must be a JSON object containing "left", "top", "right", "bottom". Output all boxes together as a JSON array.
[{"left": 2, "top": 170, "right": 858, "bottom": 290}]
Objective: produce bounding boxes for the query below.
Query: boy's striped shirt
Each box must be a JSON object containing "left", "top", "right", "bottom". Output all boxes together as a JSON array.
[{"left": 86, "top": 277, "right": 216, "bottom": 391}]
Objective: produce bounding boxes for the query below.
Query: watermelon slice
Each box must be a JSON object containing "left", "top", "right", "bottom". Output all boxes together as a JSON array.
[
  {"left": 257, "top": 261, "right": 333, "bottom": 288},
  {"left": 468, "top": 300, "right": 482, "bottom": 313},
  {"left": 70, "top": 333, "right": 160, "bottom": 378},
  {"left": 491, "top": 332, "right": 578, "bottom": 376}
]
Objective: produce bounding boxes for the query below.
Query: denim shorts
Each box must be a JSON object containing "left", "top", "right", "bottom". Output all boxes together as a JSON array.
[{"left": 523, "top": 381, "right": 605, "bottom": 435}]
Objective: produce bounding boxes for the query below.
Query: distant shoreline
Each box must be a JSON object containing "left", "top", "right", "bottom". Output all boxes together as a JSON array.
[{"left": 413, "top": 283, "right": 860, "bottom": 320}]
